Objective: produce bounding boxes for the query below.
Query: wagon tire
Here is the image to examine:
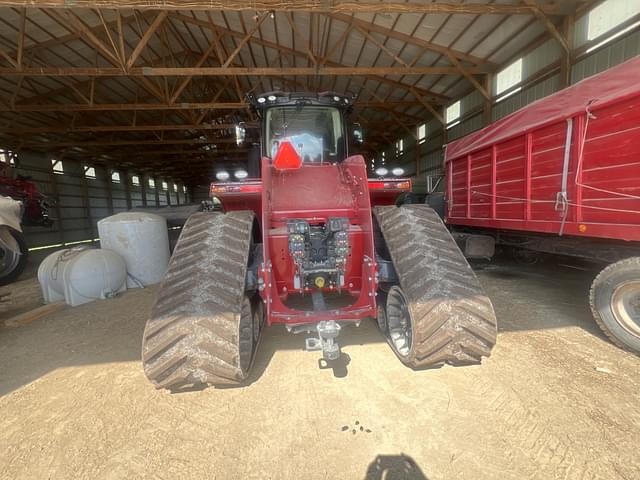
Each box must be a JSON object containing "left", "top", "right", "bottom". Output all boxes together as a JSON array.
[{"left": 590, "top": 257, "right": 640, "bottom": 354}]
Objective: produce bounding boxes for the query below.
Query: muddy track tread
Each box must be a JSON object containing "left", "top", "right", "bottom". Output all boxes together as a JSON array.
[
  {"left": 142, "top": 211, "right": 255, "bottom": 389},
  {"left": 374, "top": 205, "right": 497, "bottom": 367}
]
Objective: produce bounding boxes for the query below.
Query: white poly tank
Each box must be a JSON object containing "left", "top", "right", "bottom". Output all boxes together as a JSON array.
[
  {"left": 38, "top": 247, "right": 127, "bottom": 307},
  {"left": 98, "top": 212, "right": 170, "bottom": 288}
]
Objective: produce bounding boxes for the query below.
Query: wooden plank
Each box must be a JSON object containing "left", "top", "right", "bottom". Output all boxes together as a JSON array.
[
  {"left": 0, "top": 1, "right": 565, "bottom": 15},
  {"left": 0, "top": 65, "right": 485, "bottom": 76},
  {"left": 4, "top": 301, "right": 66, "bottom": 327},
  {"left": 126, "top": 10, "right": 168, "bottom": 69}
]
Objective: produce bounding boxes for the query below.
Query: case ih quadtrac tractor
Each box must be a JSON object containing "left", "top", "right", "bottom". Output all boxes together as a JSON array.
[{"left": 142, "top": 92, "right": 497, "bottom": 390}]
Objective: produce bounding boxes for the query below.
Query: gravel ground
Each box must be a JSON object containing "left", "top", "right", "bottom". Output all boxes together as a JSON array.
[{"left": 0, "top": 257, "right": 638, "bottom": 480}]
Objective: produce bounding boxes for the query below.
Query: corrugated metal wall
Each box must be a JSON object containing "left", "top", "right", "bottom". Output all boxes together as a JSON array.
[
  {"left": 382, "top": 28, "right": 639, "bottom": 193},
  {"left": 5, "top": 152, "right": 190, "bottom": 249}
]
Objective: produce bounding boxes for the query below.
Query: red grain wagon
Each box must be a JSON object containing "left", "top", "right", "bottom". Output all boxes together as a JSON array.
[{"left": 444, "top": 56, "right": 640, "bottom": 354}]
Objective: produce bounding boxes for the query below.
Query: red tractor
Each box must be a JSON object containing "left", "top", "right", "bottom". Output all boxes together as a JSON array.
[{"left": 141, "top": 92, "right": 497, "bottom": 390}]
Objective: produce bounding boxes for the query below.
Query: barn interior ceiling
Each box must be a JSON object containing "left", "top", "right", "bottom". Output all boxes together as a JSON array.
[{"left": 0, "top": 1, "right": 591, "bottom": 183}]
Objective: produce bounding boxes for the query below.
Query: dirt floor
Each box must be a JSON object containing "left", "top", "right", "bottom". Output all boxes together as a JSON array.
[{"left": 1, "top": 257, "right": 639, "bottom": 480}]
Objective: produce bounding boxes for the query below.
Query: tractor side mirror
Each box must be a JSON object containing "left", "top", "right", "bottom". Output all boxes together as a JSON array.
[
  {"left": 235, "top": 124, "right": 246, "bottom": 146},
  {"left": 352, "top": 124, "right": 364, "bottom": 145}
]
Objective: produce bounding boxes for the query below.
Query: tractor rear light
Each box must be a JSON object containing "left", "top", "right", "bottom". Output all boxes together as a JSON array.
[
  {"left": 210, "top": 182, "right": 262, "bottom": 195},
  {"left": 368, "top": 179, "right": 412, "bottom": 191}
]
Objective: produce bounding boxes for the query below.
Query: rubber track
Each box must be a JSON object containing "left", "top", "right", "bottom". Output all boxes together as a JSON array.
[
  {"left": 374, "top": 205, "right": 497, "bottom": 367},
  {"left": 142, "top": 211, "right": 255, "bottom": 389}
]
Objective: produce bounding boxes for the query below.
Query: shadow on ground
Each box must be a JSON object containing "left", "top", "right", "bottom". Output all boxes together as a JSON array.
[
  {"left": 0, "top": 253, "right": 611, "bottom": 397},
  {"left": 364, "top": 454, "right": 429, "bottom": 480}
]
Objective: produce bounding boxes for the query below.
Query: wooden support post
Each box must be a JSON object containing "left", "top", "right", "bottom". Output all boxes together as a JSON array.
[
  {"left": 124, "top": 170, "right": 132, "bottom": 209},
  {"left": 105, "top": 166, "right": 114, "bottom": 215},
  {"left": 559, "top": 14, "right": 575, "bottom": 88},
  {"left": 80, "top": 167, "right": 95, "bottom": 238},
  {"left": 49, "top": 171, "right": 66, "bottom": 245},
  {"left": 154, "top": 177, "right": 160, "bottom": 206},
  {"left": 140, "top": 175, "right": 147, "bottom": 207},
  {"left": 483, "top": 73, "right": 493, "bottom": 126}
]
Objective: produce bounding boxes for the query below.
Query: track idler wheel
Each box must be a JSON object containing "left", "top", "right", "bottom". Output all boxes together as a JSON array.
[{"left": 374, "top": 205, "right": 497, "bottom": 368}]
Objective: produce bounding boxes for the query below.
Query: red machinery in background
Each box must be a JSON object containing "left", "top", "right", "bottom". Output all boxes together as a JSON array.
[
  {"left": 0, "top": 174, "right": 53, "bottom": 227},
  {"left": 445, "top": 56, "right": 640, "bottom": 354}
]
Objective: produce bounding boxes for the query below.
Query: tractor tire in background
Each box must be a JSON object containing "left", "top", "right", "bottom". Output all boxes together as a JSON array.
[
  {"left": 142, "top": 211, "right": 261, "bottom": 390},
  {"left": 590, "top": 257, "right": 640, "bottom": 354},
  {"left": 374, "top": 205, "right": 497, "bottom": 368},
  {"left": 0, "top": 227, "right": 28, "bottom": 286}
]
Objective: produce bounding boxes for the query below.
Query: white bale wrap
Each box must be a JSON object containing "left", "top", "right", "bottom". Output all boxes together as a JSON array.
[{"left": 98, "top": 212, "right": 170, "bottom": 288}]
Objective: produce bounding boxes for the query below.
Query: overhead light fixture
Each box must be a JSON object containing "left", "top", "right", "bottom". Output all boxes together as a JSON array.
[
  {"left": 216, "top": 170, "right": 230, "bottom": 181},
  {"left": 235, "top": 169, "right": 249, "bottom": 180},
  {"left": 392, "top": 167, "right": 405, "bottom": 176},
  {"left": 375, "top": 167, "right": 389, "bottom": 177}
]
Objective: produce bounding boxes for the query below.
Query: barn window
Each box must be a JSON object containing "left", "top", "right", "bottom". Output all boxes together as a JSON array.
[
  {"left": 417, "top": 123, "right": 427, "bottom": 143},
  {"left": 111, "top": 171, "right": 121, "bottom": 183},
  {"left": 446, "top": 101, "right": 461, "bottom": 128},
  {"left": 396, "top": 139, "right": 404, "bottom": 156},
  {"left": 131, "top": 175, "right": 140, "bottom": 186},
  {"left": 84, "top": 166, "right": 96, "bottom": 179},
  {"left": 0, "top": 149, "right": 16, "bottom": 166},
  {"left": 173, "top": 183, "right": 178, "bottom": 193},
  {"left": 587, "top": 0, "right": 640, "bottom": 41},
  {"left": 161, "top": 181, "right": 168, "bottom": 190},
  {"left": 148, "top": 178, "right": 155, "bottom": 188},
  {"left": 51, "top": 159, "right": 64, "bottom": 175},
  {"left": 496, "top": 58, "right": 523, "bottom": 97}
]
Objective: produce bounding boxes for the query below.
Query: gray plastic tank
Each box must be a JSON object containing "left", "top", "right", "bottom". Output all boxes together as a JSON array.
[
  {"left": 38, "top": 247, "right": 127, "bottom": 306},
  {"left": 98, "top": 212, "right": 170, "bottom": 288}
]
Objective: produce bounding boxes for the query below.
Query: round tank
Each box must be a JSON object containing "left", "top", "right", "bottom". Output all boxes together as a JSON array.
[
  {"left": 98, "top": 212, "right": 170, "bottom": 288},
  {"left": 38, "top": 247, "right": 127, "bottom": 306}
]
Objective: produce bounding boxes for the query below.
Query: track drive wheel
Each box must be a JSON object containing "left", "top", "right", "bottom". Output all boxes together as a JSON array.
[
  {"left": 374, "top": 205, "right": 497, "bottom": 368},
  {"left": 142, "top": 211, "right": 261, "bottom": 390},
  {"left": 590, "top": 257, "right": 640, "bottom": 354}
]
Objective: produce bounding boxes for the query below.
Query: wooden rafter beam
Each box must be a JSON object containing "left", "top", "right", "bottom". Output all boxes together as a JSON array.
[
  {"left": 327, "top": 12, "right": 494, "bottom": 67},
  {"left": 170, "top": 40, "right": 219, "bottom": 103},
  {"left": 0, "top": 123, "right": 240, "bottom": 134},
  {"left": 353, "top": 24, "right": 408, "bottom": 67},
  {"left": 0, "top": 2, "right": 569, "bottom": 15},
  {"left": 4, "top": 99, "right": 427, "bottom": 112},
  {"left": 169, "top": 12, "right": 450, "bottom": 102},
  {"left": 524, "top": 1, "right": 570, "bottom": 53},
  {"left": 126, "top": 10, "right": 168, "bottom": 69},
  {"left": 409, "top": 87, "right": 444, "bottom": 125},
  {"left": 16, "top": 7, "right": 26, "bottom": 68},
  {"left": 4, "top": 101, "right": 244, "bottom": 112},
  {"left": 46, "top": 9, "right": 122, "bottom": 67},
  {"left": 0, "top": 65, "right": 487, "bottom": 77},
  {"left": 222, "top": 12, "right": 270, "bottom": 68},
  {"left": 446, "top": 53, "right": 490, "bottom": 100},
  {"left": 5, "top": 138, "right": 240, "bottom": 147}
]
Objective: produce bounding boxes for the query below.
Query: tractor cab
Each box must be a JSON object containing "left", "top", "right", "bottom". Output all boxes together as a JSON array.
[{"left": 210, "top": 92, "right": 410, "bottom": 210}]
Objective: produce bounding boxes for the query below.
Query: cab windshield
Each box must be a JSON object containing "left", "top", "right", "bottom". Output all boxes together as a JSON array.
[{"left": 265, "top": 106, "right": 345, "bottom": 163}]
